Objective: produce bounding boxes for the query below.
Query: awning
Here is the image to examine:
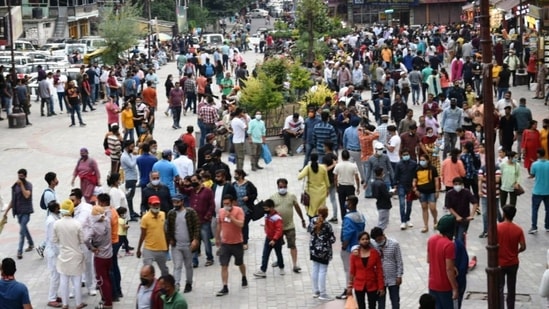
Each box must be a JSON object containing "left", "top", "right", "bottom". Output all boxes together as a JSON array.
[
  {"left": 462, "top": 3, "right": 474, "bottom": 10},
  {"left": 68, "top": 11, "right": 99, "bottom": 22},
  {"left": 496, "top": 0, "right": 519, "bottom": 12}
]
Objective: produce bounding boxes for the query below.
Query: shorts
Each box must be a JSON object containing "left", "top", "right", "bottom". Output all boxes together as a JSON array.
[
  {"left": 419, "top": 192, "right": 436, "bottom": 203},
  {"left": 283, "top": 229, "right": 296, "bottom": 249},
  {"left": 219, "top": 243, "right": 244, "bottom": 266}
]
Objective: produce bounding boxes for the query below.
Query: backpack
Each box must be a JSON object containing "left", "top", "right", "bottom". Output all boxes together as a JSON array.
[
  {"left": 40, "top": 188, "right": 54, "bottom": 210},
  {"left": 204, "top": 63, "right": 214, "bottom": 77}
]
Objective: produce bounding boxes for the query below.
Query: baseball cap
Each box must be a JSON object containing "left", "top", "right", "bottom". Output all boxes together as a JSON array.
[
  {"left": 148, "top": 195, "right": 161, "bottom": 204},
  {"left": 171, "top": 194, "right": 185, "bottom": 201}
]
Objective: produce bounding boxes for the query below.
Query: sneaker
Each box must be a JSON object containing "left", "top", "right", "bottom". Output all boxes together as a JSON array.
[
  {"left": 319, "top": 294, "right": 333, "bottom": 301},
  {"left": 253, "top": 270, "right": 266, "bottom": 278},
  {"left": 125, "top": 251, "right": 134, "bottom": 256},
  {"left": 279, "top": 268, "right": 285, "bottom": 275},
  {"left": 312, "top": 292, "right": 320, "bottom": 298},
  {"left": 293, "top": 266, "right": 302, "bottom": 273},
  {"left": 24, "top": 246, "right": 34, "bottom": 252},
  {"left": 271, "top": 261, "right": 279, "bottom": 268},
  {"left": 242, "top": 276, "right": 248, "bottom": 287},
  {"left": 529, "top": 228, "right": 538, "bottom": 234},
  {"left": 328, "top": 217, "right": 338, "bottom": 223},
  {"left": 478, "top": 232, "right": 488, "bottom": 238},
  {"left": 335, "top": 290, "right": 348, "bottom": 300},
  {"left": 216, "top": 287, "right": 229, "bottom": 296},
  {"left": 183, "top": 283, "right": 192, "bottom": 293},
  {"left": 407, "top": 221, "right": 414, "bottom": 228},
  {"left": 400, "top": 223, "right": 407, "bottom": 230},
  {"left": 36, "top": 246, "right": 44, "bottom": 258},
  {"left": 88, "top": 289, "right": 97, "bottom": 296}
]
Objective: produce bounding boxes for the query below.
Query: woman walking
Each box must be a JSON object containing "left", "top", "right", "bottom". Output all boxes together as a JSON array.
[
  {"left": 298, "top": 153, "right": 330, "bottom": 219},
  {"left": 308, "top": 206, "right": 336, "bottom": 301},
  {"left": 232, "top": 169, "right": 258, "bottom": 250},
  {"left": 347, "top": 231, "right": 385, "bottom": 309},
  {"left": 500, "top": 151, "right": 521, "bottom": 207},
  {"left": 441, "top": 148, "right": 465, "bottom": 192},
  {"left": 413, "top": 154, "right": 441, "bottom": 233},
  {"left": 521, "top": 120, "right": 541, "bottom": 173},
  {"left": 71, "top": 148, "right": 100, "bottom": 204},
  {"left": 460, "top": 141, "right": 481, "bottom": 199}
]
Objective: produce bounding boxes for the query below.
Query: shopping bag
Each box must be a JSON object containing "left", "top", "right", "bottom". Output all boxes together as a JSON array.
[
  {"left": 261, "top": 144, "right": 272, "bottom": 165},
  {"left": 0, "top": 215, "right": 7, "bottom": 235},
  {"left": 228, "top": 153, "right": 236, "bottom": 164},
  {"left": 344, "top": 294, "right": 358, "bottom": 309}
]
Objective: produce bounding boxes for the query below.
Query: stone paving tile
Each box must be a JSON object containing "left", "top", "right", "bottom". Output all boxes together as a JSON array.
[{"left": 1, "top": 52, "right": 549, "bottom": 309}]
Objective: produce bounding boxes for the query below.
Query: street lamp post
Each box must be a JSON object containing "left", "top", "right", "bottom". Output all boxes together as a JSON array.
[
  {"left": 6, "top": 0, "right": 25, "bottom": 128},
  {"left": 147, "top": 0, "right": 153, "bottom": 63}
]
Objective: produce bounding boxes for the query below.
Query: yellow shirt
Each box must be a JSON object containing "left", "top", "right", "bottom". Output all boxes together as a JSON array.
[
  {"left": 203, "top": 179, "right": 213, "bottom": 188},
  {"left": 121, "top": 109, "right": 134, "bottom": 129},
  {"left": 140, "top": 210, "right": 168, "bottom": 251},
  {"left": 118, "top": 217, "right": 127, "bottom": 236},
  {"left": 541, "top": 128, "right": 549, "bottom": 159},
  {"left": 492, "top": 65, "right": 502, "bottom": 79}
]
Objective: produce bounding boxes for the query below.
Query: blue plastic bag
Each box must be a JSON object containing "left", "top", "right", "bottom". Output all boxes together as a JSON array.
[{"left": 261, "top": 144, "right": 272, "bottom": 164}]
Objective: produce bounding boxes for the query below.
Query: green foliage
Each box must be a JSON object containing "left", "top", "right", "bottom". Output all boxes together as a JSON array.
[
  {"left": 292, "top": 32, "right": 330, "bottom": 63},
  {"left": 259, "top": 57, "right": 290, "bottom": 87},
  {"left": 239, "top": 72, "right": 285, "bottom": 117},
  {"left": 187, "top": 4, "right": 214, "bottom": 30},
  {"left": 150, "top": 0, "right": 176, "bottom": 22},
  {"left": 298, "top": 84, "right": 335, "bottom": 114},
  {"left": 295, "top": 0, "right": 331, "bottom": 64},
  {"left": 98, "top": 3, "right": 144, "bottom": 65},
  {"left": 289, "top": 61, "right": 313, "bottom": 93},
  {"left": 274, "top": 20, "right": 288, "bottom": 31}
]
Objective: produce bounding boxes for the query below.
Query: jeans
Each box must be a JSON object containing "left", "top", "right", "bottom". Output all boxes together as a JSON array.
[
  {"left": 2, "top": 96, "right": 12, "bottom": 115},
  {"left": 17, "top": 214, "right": 34, "bottom": 254},
  {"left": 499, "top": 264, "right": 519, "bottom": 309},
  {"left": 185, "top": 92, "right": 197, "bottom": 113},
  {"left": 428, "top": 289, "right": 453, "bottom": 309},
  {"left": 172, "top": 245, "right": 193, "bottom": 285},
  {"left": 302, "top": 143, "right": 315, "bottom": 167},
  {"left": 82, "top": 94, "right": 94, "bottom": 111},
  {"left": 340, "top": 250, "right": 351, "bottom": 282},
  {"left": 311, "top": 261, "right": 328, "bottom": 295},
  {"left": 378, "top": 208, "right": 390, "bottom": 230},
  {"left": 515, "top": 132, "right": 523, "bottom": 160},
  {"left": 172, "top": 106, "right": 182, "bottom": 127},
  {"left": 125, "top": 179, "right": 138, "bottom": 216},
  {"left": 197, "top": 119, "right": 206, "bottom": 147},
  {"left": 474, "top": 78, "right": 482, "bottom": 96},
  {"left": 480, "top": 196, "right": 502, "bottom": 233},
  {"left": 193, "top": 222, "right": 213, "bottom": 264},
  {"left": 497, "top": 87, "right": 509, "bottom": 100},
  {"left": 531, "top": 194, "right": 549, "bottom": 230},
  {"left": 57, "top": 92, "right": 65, "bottom": 111},
  {"left": 337, "top": 185, "right": 355, "bottom": 221},
  {"left": 143, "top": 248, "right": 170, "bottom": 277},
  {"left": 260, "top": 238, "right": 284, "bottom": 272},
  {"left": 234, "top": 142, "right": 245, "bottom": 170},
  {"left": 355, "top": 289, "right": 378, "bottom": 309},
  {"left": 90, "top": 83, "right": 97, "bottom": 103},
  {"left": 455, "top": 221, "right": 470, "bottom": 243},
  {"left": 41, "top": 97, "right": 54, "bottom": 115},
  {"left": 123, "top": 128, "right": 134, "bottom": 141},
  {"left": 398, "top": 185, "right": 413, "bottom": 223},
  {"left": 443, "top": 132, "right": 457, "bottom": 159},
  {"left": 411, "top": 84, "right": 420, "bottom": 104},
  {"left": 378, "top": 285, "right": 400, "bottom": 309},
  {"left": 94, "top": 256, "right": 113, "bottom": 306},
  {"left": 110, "top": 242, "right": 122, "bottom": 297},
  {"left": 69, "top": 103, "right": 84, "bottom": 125}
]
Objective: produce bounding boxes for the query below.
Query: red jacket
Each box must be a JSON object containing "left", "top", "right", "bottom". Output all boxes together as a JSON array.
[
  {"left": 349, "top": 248, "right": 385, "bottom": 292},
  {"left": 264, "top": 210, "right": 283, "bottom": 241}
]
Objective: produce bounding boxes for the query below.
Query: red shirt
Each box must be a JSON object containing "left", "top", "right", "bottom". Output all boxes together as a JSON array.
[
  {"left": 497, "top": 221, "right": 525, "bottom": 267},
  {"left": 181, "top": 133, "right": 196, "bottom": 161},
  {"left": 217, "top": 206, "right": 244, "bottom": 244},
  {"left": 427, "top": 234, "right": 455, "bottom": 292},
  {"left": 142, "top": 87, "right": 157, "bottom": 108}
]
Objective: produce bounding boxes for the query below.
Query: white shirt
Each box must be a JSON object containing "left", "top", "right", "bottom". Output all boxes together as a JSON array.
[
  {"left": 386, "top": 134, "right": 401, "bottom": 163},
  {"left": 55, "top": 74, "right": 67, "bottom": 93},
  {"left": 495, "top": 98, "right": 516, "bottom": 116},
  {"left": 333, "top": 160, "right": 359, "bottom": 186},
  {"left": 283, "top": 115, "right": 304, "bottom": 132},
  {"left": 108, "top": 186, "right": 128, "bottom": 211},
  {"left": 100, "top": 70, "right": 109, "bottom": 83},
  {"left": 73, "top": 202, "right": 93, "bottom": 237},
  {"left": 173, "top": 155, "right": 194, "bottom": 179},
  {"left": 231, "top": 117, "right": 247, "bottom": 143}
]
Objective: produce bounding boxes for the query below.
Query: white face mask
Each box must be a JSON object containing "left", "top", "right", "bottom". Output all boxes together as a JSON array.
[
  {"left": 212, "top": 140, "right": 217, "bottom": 146},
  {"left": 427, "top": 133, "right": 433, "bottom": 137},
  {"left": 376, "top": 150, "right": 384, "bottom": 155},
  {"left": 150, "top": 207, "right": 160, "bottom": 214},
  {"left": 453, "top": 185, "right": 463, "bottom": 192},
  {"left": 255, "top": 114, "right": 262, "bottom": 120},
  {"left": 278, "top": 188, "right": 287, "bottom": 195},
  {"left": 151, "top": 179, "right": 160, "bottom": 186}
]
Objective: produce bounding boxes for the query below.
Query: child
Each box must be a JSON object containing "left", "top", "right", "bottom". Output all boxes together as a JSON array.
[
  {"left": 116, "top": 207, "right": 134, "bottom": 256},
  {"left": 202, "top": 171, "right": 213, "bottom": 188},
  {"left": 371, "top": 167, "right": 392, "bottom": 230},
  {"left": 253, "top": 199, "right": 284, "bottom": 278}
]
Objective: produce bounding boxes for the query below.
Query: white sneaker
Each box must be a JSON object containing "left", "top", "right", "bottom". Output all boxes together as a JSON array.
[
  {"left": 253, "top": 270, "right": 266, "bottom": 278},
  {"left": 88, "top": 290, "right": 97, "bottom": 296},
  {"left": 279, "top": 268, "right": 285, "bottom": 276},
  {"left": 407, "top": 221, "right": 414, "bottom": 228},
  {"left": 400, "top": 223, "right": 407, "bottom": 230},
  {"left": 319, "top": 294, "right": 333, "bottom": 301}
]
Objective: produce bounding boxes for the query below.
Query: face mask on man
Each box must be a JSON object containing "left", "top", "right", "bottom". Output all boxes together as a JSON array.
[
  {"left": 402, "top": 155, "right": 410, "bottom": 161},
  {"left": 278, "top": 188, "right": 287, "bottom": 195},
  {"left": 255, "top": 114, "right": 262, "bottom": 120},
  {"left": 453, "top": 185, "right": 463, "bottom": 192},
  {"left": 150, "top": 207, "right": 160, "bottom": 214},
  {"left": 151, "top": 179, "right": 160, "bottom": 186},
  {"left": 376, "top": 150, "right": 384, "bottom": 156}
]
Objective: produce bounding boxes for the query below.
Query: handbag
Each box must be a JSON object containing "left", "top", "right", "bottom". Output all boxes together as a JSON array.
[
  {"left": 406, "top": 190, "right": 418, "bottom": 202},
  {"left": 251, "top": 200, "right": 265, "bottom": 221},
  {"left": 344, "top": 294, "right": 358, "bottom": 309},
  {"left": 300, "top": 178, "right": 310, "bottom": 206},
  {"left": 514, "top": 184, "right": 525, "bottom": 196}
]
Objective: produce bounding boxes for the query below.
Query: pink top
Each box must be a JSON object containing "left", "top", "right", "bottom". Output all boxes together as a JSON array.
[
  {"left": 441, "top": 157, "right": 466, "bottom": 188},
  {"left": 105, "top": 101, "right": 119, "bottom": 126}
]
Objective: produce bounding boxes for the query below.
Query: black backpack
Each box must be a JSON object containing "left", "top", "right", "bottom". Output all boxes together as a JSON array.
[{"left": 40, "top": 188, "right": 54, "bottom": 210}]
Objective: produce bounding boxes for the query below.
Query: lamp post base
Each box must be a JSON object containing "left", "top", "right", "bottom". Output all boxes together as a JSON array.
[{"left": 8, "top": 113, "right": 27, "bottom": 128}]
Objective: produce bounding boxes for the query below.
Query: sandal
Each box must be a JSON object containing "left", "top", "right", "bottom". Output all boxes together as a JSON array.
[
  {"left": 47, "top": 301, "right": 62, "bottom": 308},
  {"left": 76, "top": 304, "right": 88, "bottom": 309},
  {"left": 421, "top": 227, "right": 428, "bottom": 233}
]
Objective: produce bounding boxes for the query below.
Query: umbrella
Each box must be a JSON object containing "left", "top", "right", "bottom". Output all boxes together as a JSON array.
[
  {"left": 156, "top": 33, "right": 173, "bottom": 42},
  {"left": 0, "top": 216, "right": 7, "bottom": 235}
]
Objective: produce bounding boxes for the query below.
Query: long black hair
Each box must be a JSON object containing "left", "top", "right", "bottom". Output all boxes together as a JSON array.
[{"left": 310, "top": 153, "right": 319, "bottom": 173}]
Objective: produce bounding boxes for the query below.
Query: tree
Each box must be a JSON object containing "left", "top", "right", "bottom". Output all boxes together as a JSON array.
[
  {"left": 239, "top": 72, "right": 284, "bottom": 127},
  {"left": 295, "top": 0, "right": 331, "bottom": 65},
  {"left": 187, "top": 4, "right": 214, "bottom": 30},
  {"left": 98, "top": 3, "right": 145, "bottom": 65}
]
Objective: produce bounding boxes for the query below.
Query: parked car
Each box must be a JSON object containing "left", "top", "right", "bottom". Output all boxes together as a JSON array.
[
  {"left": 246, "top": 9, "right": 269, "bottom": 18},
  {"left": 193, "top": 33, "right": 225, "bottom": 53}
]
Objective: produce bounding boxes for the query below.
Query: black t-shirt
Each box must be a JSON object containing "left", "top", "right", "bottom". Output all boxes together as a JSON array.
[{"left": 322, "top": 152, "right": 338, "bottom": 185}]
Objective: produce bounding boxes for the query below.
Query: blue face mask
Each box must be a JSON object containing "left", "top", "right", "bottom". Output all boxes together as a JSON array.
[
  {"left": 419, "top": 160, "right": 427, "bottom": 167},
  {"left": 512, "top": 158, "right": 518, "bottom": 163},
  {"left": 402, "top": 155, "right": 410, "bottom": 161}
]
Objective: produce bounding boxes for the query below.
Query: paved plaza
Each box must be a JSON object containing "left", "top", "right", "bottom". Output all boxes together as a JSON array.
[{"left": 1, "top": 51, "right": 549, "bottom": 309}]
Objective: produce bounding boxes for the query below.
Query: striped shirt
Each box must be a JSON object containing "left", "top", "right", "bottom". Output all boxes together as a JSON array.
[
  {"left": 312, "top": 121, "right": 337, "bottom": 154},
  {"left": 479, "top": 166, "right": 501, "bottom": 198},
  {"left": 372, "top": 238, "right": 404, "bottom": 286}
]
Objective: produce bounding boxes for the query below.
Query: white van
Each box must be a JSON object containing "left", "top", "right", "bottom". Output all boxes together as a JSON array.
[
  {"left": 79, "top": 37, "right": 106, "bottom": 51},
  {"left": 193, "top": 33, "right": 224, "bottom": 53},
  {"left": 13, "top": 41, "right": 36, "bottom": 52},
  {"left": 0, "top": 55, "right": 32, "bottom": 66}
]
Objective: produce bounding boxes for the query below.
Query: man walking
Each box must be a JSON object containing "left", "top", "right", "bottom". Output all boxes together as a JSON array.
[
  {"left": 269, "top": 178, "right": 307, "bottom": 273},
  {"left": 511, "top": 98, "right": 532, "bottom": 161},
  {"left": 231, "top": 108, "right": 248, "bottom": 170},
  {"left": 445, "top": 177, "right": 479, "bottom": 243},
  {"left": 166, "top": 194, "right": 200, "bottom": 293},
  {"left": 371, "top": 227, "right": 404, "bottom": 309},
  {"left": 441, "top": 98, "right": 463, "bottom": 159},
  {"left": 4, "top": 169, "right": 34, "bottom": 260},
  {"left": 336, "top": 195, "right": 365, "bottom": 300},
  {"left": 137, "top": 195, "right": 170, "bottom": 277},
  {"left": 214, "top": 194, "right": 248, "bottom": 297},
  {"left": 247, "top": 111, "right": 266, "bottom": 171},
  {"left": 333, "top": 150, "right": 361, "bottom": 221},
  {"left": 529, "top": 148, "right": 549, "bottom": 233},
  {"left": 498, "top": 206, "right": 526, "bottom": 309},
  {"left": 394, "top": 148, "right": 417, "bottom": 230},
  {"left": 313, "top": 110, "right": 338, "bottom": 163}
]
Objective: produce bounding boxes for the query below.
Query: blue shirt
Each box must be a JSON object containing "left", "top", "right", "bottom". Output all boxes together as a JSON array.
[
  {"left": 247, "top": 119, "right": 266, "bottom": 143},
  {"left": 312, "top": 121, "right": 338, "bottom": 155},
  {"left": 137, "top": 153, "right": 158, "bottom": 187},
  {"left": 152, "top": 159, "right": 180, "bottom": 196},
  {"left": 120, "top": 151, "right": 138, "bottom": 181},
  {"left": 531, "top": 159, "right": 549, "bottom": 195},
  {"left": 343, "top": 126, "right": 360, "bottom": 151},
  {"left": 303, "top": 116, "right": 321, "bottom": 144},
  {"left": 0, "top": 279, "right": 31, "bottom": 308}
]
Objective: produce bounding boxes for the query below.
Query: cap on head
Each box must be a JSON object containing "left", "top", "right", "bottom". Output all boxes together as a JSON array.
[
  {"left": 171, "top": 194, "right": 185, "bottom": 201},
  {"left": 148, "top": 195, "right": 161, "bottom": 205},
  {"left": 436, "top": 214, "right": 456, "bottom": 235}
]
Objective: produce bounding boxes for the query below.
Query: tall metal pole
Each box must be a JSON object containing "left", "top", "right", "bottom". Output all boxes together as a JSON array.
[
  {"left": 7, "top": 0, "right": 20, "bottom": 114},
  {"left": 479, "top": 0, "right": 499, "bottom": 306},
  {"left": 148, "top": 0, "right": 151, "bottom": 63}
]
